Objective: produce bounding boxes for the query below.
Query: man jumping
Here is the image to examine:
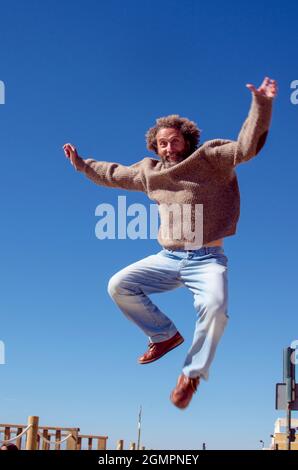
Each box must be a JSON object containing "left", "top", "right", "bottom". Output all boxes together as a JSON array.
[{"left": 63, "top": 76, "right": 277, "bottom": 409}]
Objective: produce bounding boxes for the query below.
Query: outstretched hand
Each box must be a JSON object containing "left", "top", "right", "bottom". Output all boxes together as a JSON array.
[
  {"left": 246, "top": 76, "right": 278, "bottom": 99},
  {"left": 63, "top": 143, "right": 86, "bottom": 172}
]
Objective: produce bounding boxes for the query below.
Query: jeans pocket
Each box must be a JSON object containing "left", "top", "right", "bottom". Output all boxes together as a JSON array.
[
  {"left": 206, "top": 251, "right": 228, "bottom": 267},
  {"left": 215, "top": 253, "right": 228, "bottom": 267}
]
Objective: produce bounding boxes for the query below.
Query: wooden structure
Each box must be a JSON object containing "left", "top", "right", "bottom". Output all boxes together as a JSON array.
[{"left": 0, "top": 416, "right": 144, "bottom": 450}]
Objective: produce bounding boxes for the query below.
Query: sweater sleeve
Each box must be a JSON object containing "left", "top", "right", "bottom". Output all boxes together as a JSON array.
[
  {"left": 80, "top": 158, "right": 146, "bottom": 192},
  {"left": 205, "top": 93, "right": 273, "bottom": 169}
]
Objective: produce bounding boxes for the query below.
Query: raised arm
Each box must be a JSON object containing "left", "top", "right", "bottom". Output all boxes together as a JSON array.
[
  {"left": 63, "top": 143, "right": 146, "bottom": 192},
  {"left": 205, "top": 77, "right": 278, "bottom": 169}
]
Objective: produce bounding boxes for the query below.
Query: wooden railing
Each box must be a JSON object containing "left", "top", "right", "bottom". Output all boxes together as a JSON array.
[
  {"left": 0, "top": 417, "right": 78, "bottom": 450},
  {"left": 0, "top": 416, "right": 145, "bottom": 450},
  {"left": 77, "top": 434, "right": 108, "bottom": 450}
]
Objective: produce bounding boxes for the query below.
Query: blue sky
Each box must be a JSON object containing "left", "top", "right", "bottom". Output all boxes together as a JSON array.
[{"left": 0, "top": 0, "right": 297, "bottom": 450}]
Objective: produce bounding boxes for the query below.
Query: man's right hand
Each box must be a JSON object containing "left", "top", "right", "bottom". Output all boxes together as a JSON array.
[{"left": 63, "top": 143, "right": 86, "bottom": 172}]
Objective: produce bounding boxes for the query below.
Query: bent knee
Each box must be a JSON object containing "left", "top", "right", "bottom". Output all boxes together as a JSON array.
[
  {"left": 107, "top": 275, "right": 122, "bottom": 298},
  {"left": 107, "top": 272, "right": 135, "bottom": 298}
]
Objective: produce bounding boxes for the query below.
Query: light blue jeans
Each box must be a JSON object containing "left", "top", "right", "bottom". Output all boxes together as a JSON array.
[{"left": 108, "top": 246, "right": 229, "bottom": 380}]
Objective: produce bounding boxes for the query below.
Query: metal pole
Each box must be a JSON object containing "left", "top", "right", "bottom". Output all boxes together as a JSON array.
[
  {"left": 137, "top": 405, "right": 142, "bottom": 450},
  {"left": 286, "top": 403, "right": 291, "bottom": 451},
  {"left": 283, "top": 347, "right": 295, "bottom": 451}
]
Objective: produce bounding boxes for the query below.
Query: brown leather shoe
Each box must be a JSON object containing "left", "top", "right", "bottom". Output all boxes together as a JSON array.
[
  {"left": 138, "top": 331, "right": 184, "bottom": 364},
  {"left": 170, "top": 373, "right": 200, "bottom": 409}
]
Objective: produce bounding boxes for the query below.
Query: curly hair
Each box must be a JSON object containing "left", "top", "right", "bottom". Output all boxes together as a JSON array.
[{"left": 145, "top": 114, "right": 201, "bottom": 155}]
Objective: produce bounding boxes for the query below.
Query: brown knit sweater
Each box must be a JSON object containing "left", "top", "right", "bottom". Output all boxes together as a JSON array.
[{"left": 81, "top": 93, "right": 273, "bottom": 249}]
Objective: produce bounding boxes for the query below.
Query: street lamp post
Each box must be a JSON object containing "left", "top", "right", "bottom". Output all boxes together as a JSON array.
[{"left": 137, "top": 405, "right": 142, "bottom": 450}]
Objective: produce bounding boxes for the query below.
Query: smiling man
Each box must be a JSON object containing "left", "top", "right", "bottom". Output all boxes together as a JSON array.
[
  {"left": 63, "top": 77, "right": 277, "bottom": 409},
  {"left": 155, "top": 126, "right": 192, "bottom": 168}
]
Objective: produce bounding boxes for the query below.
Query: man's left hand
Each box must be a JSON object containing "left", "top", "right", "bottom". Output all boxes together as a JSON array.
[{"left": 246, "top": 76, "right": 278, "bottom": 99}]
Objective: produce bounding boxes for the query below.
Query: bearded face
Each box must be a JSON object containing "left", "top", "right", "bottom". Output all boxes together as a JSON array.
[{"left": 156, "top": 128, "right": 190, "bottom": 168}]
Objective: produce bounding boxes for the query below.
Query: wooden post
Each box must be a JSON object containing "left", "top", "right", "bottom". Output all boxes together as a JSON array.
[
  {"left": 36, "top": 433, "right": 41, "bottom": 450},
  {"left": 129, "top": 442, "right": 136, "bottom": 450},
  {"left": 76, "top": 436, "right": 82, "bottom": 450},
  {"left": 4, "top": 426, "right": 10, "bottom": 442},
  {"left": 42, "top": 430, "right": 50, "bottom": 450},
  {"left": 55, "top": 430, "right": 61, "bottom": 450},
  {"left": 116, "top": 439, "right": 124, "bottom": 450},
  {"left": 26, "top": 416, "right": 39, "bottom": 450},
  {"left": 97, "top": 437, "right": 107, "bottom": 450},
  {"left": 141, "top": 446, "right": 145, "bottom": 450},
  {"left": 16, "top": 427, "right": 23, "bottom": 450},
  {"left": 66, "top": 429, "right": 79, "bottom": 450}
]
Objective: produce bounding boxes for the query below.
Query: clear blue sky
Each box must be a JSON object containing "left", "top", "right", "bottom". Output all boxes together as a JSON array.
[{"left": 0, "top": 0, "right": 297, "bottom": 450}]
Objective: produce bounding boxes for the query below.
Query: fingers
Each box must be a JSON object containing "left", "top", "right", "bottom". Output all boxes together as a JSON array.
[
  {"left": 264, "top": 77, "right": 278, "bottom": 97},
  {"left": 264, "top": 77, "right": 277, "bottom": 87},
  {"left": 269, "top": 79, "right": 278, "bottom": 95},
  {"left": 63, "top": 143, "right": 72, "bottom": 158},
  {"left": 63, "top": 143, "right": 78, "bottom": 159},
  {"left": 262, "top": 77, "right": 277, "bottom": 89},
  {"left": 62, "top": 143, "right": 83, "bottom": 171},
  {"left": 246, "top": 77, "right": 278, "bottom": 98},
  {"left": 246, "top": 83, "right": 257, "bottom": 93},
  {"left": 261, "top": 76, "right": 271, "bottom": 87}
]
